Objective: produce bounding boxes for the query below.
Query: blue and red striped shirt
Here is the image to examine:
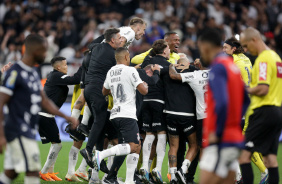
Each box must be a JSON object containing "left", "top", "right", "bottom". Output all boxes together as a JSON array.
[{"left": 203, "top": 53, "right": 250, "bottom": 148}]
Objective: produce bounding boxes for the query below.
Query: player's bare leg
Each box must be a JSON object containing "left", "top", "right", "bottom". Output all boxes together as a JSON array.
[
  {"left": 168, "top": 134, "right": 179, "bottom": 183},
  {"left": 200, "top": 169, "right": 222, "bottom": 184}
]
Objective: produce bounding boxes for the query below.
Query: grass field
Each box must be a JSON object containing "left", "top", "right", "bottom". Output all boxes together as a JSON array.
[{"left": 1, "top": 142, "right": 282, "bottom": 184}]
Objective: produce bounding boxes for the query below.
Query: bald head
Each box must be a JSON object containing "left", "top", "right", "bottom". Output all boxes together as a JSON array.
[
  {"left": 177, "top": 58, "right": 189, "bottom": 65},
  {"left": 240, "top": 27, "right": 261, "bottom": 41}
]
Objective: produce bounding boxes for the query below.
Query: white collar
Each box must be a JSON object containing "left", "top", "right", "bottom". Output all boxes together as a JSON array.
[{"left": 18, "top": 61, "right": 33, "bottom": 72}]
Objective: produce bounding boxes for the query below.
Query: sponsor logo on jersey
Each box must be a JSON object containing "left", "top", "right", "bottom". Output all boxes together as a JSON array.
[
  {"left": 276, "top": 62, "right": 282, "bottom": 78},
  {"left": 110, "top": 69, "right": 123, "bottom": 77},
  {"left": 143, "top": 123, "right": 149, "bottom": 127},
  {"left": 259, "top": 62, "right": 267, "bottom": 81},
  {"left": 185, "top": 75, "right": 194, "bottom": 80},
  {"left": 6, "top": 70, "right": 18, "bottom": 88},
  {"left": 111, "top": 106, "right": 121, "bottom": 115}
]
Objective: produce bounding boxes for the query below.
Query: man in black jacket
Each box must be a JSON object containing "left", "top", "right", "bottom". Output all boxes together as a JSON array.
[
  {"left": 80, "top": 28, "right": 122, "bottom": 167},
  {"left": 38, "top": 56, "right": 82, "bottom": 181},
  {"left": 139, "top": 39, "right": 171, "bottom": 184}
]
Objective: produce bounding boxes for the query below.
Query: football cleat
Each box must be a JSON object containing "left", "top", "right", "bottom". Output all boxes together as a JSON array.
[
  {"left": 39, "top": 172, "right": 54, "bottom": 181},
  {"left": 48, "top": 172, "right": 62, "bottom": 181},
  {"left": 75, "top": 169, "right": 89, "bottom": 181}
]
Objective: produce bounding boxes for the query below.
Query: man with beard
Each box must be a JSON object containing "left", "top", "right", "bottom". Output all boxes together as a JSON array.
[{"left": 0, "top": 34, "right": 78, "bottom": 184}]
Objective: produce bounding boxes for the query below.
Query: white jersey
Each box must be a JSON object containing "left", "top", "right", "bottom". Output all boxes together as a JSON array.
[
  {"left": 104, "top": 64, "right": 143, "bottom": 120},
  {"left": 180, "top": 70, "right": 210, "bottom": 120},
  {"left": 102, "top": 26, "right": 135, "bottom": 49},
  {"left": 119, "top": 26, "right": 135, "bottom": 48}
]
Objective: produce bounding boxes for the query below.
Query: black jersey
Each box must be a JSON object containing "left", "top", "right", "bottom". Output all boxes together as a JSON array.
[
  {"left": 0, "top": 61, "right": 42, "bottom": 142},
  {"left": 141, "top": 55, "right": 170, "bottom": 102},
  {"left": 85, "top": 43, "right": 116, "bottom": 90},
  {"left": 163, "top": 68, "right": 196, "bottom": 116},
  {"left": 43, "top": 67, "right": 82, "bottom": 110}
]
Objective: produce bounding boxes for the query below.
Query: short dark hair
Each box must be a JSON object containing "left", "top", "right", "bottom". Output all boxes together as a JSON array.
[
  {"left": 104, "top": 28, "right": 120, "bottom": 43},
  {"left": 198, "top": 28, "right": 222, "bottom": 47},
  {"left": 24, "top": 34, "right": 46, "bottom": 51},
  {"left": 225, "top": 37, "right": 244, "bottom": 54},
  {"left": 50, "top": 56, "right": 66, "bottom": 66},
  {"left": 164, "top": 31, "right": 177, "bottom": 39},
  {"left": 115, "top": 47, "right": 128, "bottom": 55},
  {"left": 152, "top": 39, "right": 168, "bottom": 55},
  {"left": 129, "top": 17, "right": 145, "bottom": 26}
]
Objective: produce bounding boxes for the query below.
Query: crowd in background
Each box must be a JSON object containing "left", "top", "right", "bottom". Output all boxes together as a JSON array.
[{"left": 1, "top": 0, "right": 282, "bottom": 68}]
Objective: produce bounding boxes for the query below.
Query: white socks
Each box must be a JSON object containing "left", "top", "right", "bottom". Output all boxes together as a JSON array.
[
  {"left": 71, "top": 109, "right": 81, "bottom": 119},
  {"left": 235, "top": 161, "right": 242, "bottom": 181},
  {"left": 148, "top": 159, "right": 153, "bottom": 170},
  {"left": 156, "top": 134, "right": 166, "bottom": 172},
  {"left": 107, "top": 144, "right": 114, "bottom": 170},
  {"left": 170, "top": 167, "right": 177, "bottom": 181},
  {"left": 0, "top": 172, "right": 12, "bottom": 184},
  {"left": 81, "top": 106, "right": 91, "bottom": 126},
  {"left": 68, "top": 146, "right": 79, "bottom": 175},
  {"left": 24, "top": 176, "right": 40, "bottom": 184},
  {"left": 78, "top": 159, "right": 88, "bottom": 173},
  {"left": 91, "top": 168, "right": 100, "bottom": 181},
  {"left": 41, "top": 143, "right": 62, "bottom": 174},
  {"left": 99, "top": 144, "right": 131, "bottom": 161},
  {"left": 125, "top": 153, "right": 139, "bottom": 183},
  {"left": 142, "top": 134, "right": 155, "bottom": 171},
  {"left": 181, "top": 159, "right": 191, "bottom": 173}
]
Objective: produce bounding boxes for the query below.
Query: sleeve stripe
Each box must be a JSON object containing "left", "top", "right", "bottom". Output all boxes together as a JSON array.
[
  {"left": 0, "top": 86, "right": 13, "bottom": 96},
  {"left": 61, "top": 75, "right": 69, "bottom": 79}
]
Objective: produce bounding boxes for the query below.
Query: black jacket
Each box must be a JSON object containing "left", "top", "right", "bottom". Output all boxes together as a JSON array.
[{"left": 43, "top": 67, "right": 82, "bottom": 111}]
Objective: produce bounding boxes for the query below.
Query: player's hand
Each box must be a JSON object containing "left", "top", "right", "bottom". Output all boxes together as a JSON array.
[
  {"left": 134, "top": 64, "right": 141, "bottom": 69},
  {"left": 151, "top": 64, "right": 160, "bottom": 72},
  {"left": 1, "top": 62, "right": 13, "bottom": 73},
  {"left": 208, "top": 132, "right": 219, "bottom": 144},
  {"left": 0, "top": 136, "right": 6, "bottom": 154},
  {"left": 194, "top": 58, "right": 202, "bottom": 68},
  {"left": 176, "top": 63, "right": 190, "bottom": 72},
  {"left": 67, "top": 117, "right": 79, "bottom": 130}
]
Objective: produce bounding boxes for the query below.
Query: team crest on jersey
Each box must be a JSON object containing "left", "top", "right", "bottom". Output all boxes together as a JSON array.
[
  {"left": 259, "top": 62, "right": 267, "bottom": 81},
  {"left": 202, "top": 72, "right": 208, "bottom": 78}
]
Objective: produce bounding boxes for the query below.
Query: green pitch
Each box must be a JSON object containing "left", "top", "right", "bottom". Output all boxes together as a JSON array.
[{"left": 1, "top": 142, "right": 282, "bottom": 183}]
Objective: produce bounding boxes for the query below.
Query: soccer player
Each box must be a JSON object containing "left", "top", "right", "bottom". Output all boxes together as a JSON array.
[
  {"left": 80, "top": 28, "right": 122, "bottom": 167},
  {"left": 239, "top": 27, "right": 282, "bottom": 184},
  {"left": 161, "top": 57, "right": 199, "bottom": 184},
  {"left": 139, "top": 39, "right": 171, "bottom": 184},
  {"left": 169, "top": 58, "right": 209, "bottom": 184},
  {"left": 131, "top": 31, "right": 180, "bottom": 64},
  {"left": 93, "top": 47, "right": 148, "bottom": 184},
  {"left": 223, "top": 36, "right": 269, "bottom": 183},
  {"left": 37, "top": 56, "right": 82, "bottom": 181},
  {"left": 198, "top": 29, "right": 250, "bottom": 184},
  {"left": 0, "top": 34, "right": 78, "bottom": 184}
]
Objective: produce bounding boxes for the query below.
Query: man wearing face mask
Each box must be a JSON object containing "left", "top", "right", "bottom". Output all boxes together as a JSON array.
[{"left": 37, "top": 56, "right": 82, "bottom": 182}]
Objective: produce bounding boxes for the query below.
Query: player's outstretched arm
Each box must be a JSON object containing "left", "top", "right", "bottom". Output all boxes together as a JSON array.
[
  {"left": 169, "top": 64, "right": 182, "bottom": 80},
  {"left": 0, "top": 92, "right": 10, "bottom": 154},
  {"left": 247, "top": 84, "right": 269, "bottom": 96},
  {"left": 40, "top": 90, "right": 78, "bottom": 129}
]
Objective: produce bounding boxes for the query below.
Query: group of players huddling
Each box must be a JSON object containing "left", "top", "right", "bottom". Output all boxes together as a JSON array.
[{"left": 0, "top": 17, "right": 282, "bottom": 184}]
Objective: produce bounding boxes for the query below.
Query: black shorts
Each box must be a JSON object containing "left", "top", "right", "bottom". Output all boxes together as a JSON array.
[
  {"left": 166, "top": 114, "right": 196, "bottom": 137},
  {"left": 38, "top": 115, "right": 61, "bottom": 144},
  {"left": 105, "top": 111, "right": 118, "bottom": 141},
  {"left": 142, "top": 101, "right": 166, "bottom": 132},
  {"left": 196, "top": 119, "right": 203, "bottom": 147},
  {"left": 137, "top": 109, "right": 145, "bottom": 135},
  {"left": 245, "top": 106, "right": 282, "bottom": 156},
  {"left": 111, "top": 118, "right": 140, "bottom": 144}
]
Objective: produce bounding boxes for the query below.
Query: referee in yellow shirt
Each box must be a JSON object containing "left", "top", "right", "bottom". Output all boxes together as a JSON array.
[
  {"left": 239, "top": 27, "right": 282, "bottom": 184},
  {"left": 223, "top": 37, "right": 269, "bottom": 183}
]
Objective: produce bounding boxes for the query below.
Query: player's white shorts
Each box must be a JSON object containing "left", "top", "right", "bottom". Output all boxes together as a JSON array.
[
  {"left": 4, "top": 136, "right": 41, "bottom": 173},
  {"left": 200, "top": 145, "right": 240, "bottom": 178}
]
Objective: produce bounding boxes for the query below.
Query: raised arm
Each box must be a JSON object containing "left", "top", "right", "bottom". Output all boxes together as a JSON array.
[{"left": 169, "top": 64, "right": 182, "bottom": 80}]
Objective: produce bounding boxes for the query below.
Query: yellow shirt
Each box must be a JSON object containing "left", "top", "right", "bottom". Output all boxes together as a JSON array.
[
  {"left": 131, "top": 49, "right": 180, "bottom": 64},
  {"left": 249, "top": 50, "right": 282, "bottom": 111},
  {"left": 71, "top": 84, "right": 84, "bottom": 115},
  {"left": 233, "top": 53, "right": 252, "bottom": 86}
]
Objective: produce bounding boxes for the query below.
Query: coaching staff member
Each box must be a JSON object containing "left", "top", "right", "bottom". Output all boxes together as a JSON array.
[{"left": 80, "top": 28, "right": 122, "bottom": 167}]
